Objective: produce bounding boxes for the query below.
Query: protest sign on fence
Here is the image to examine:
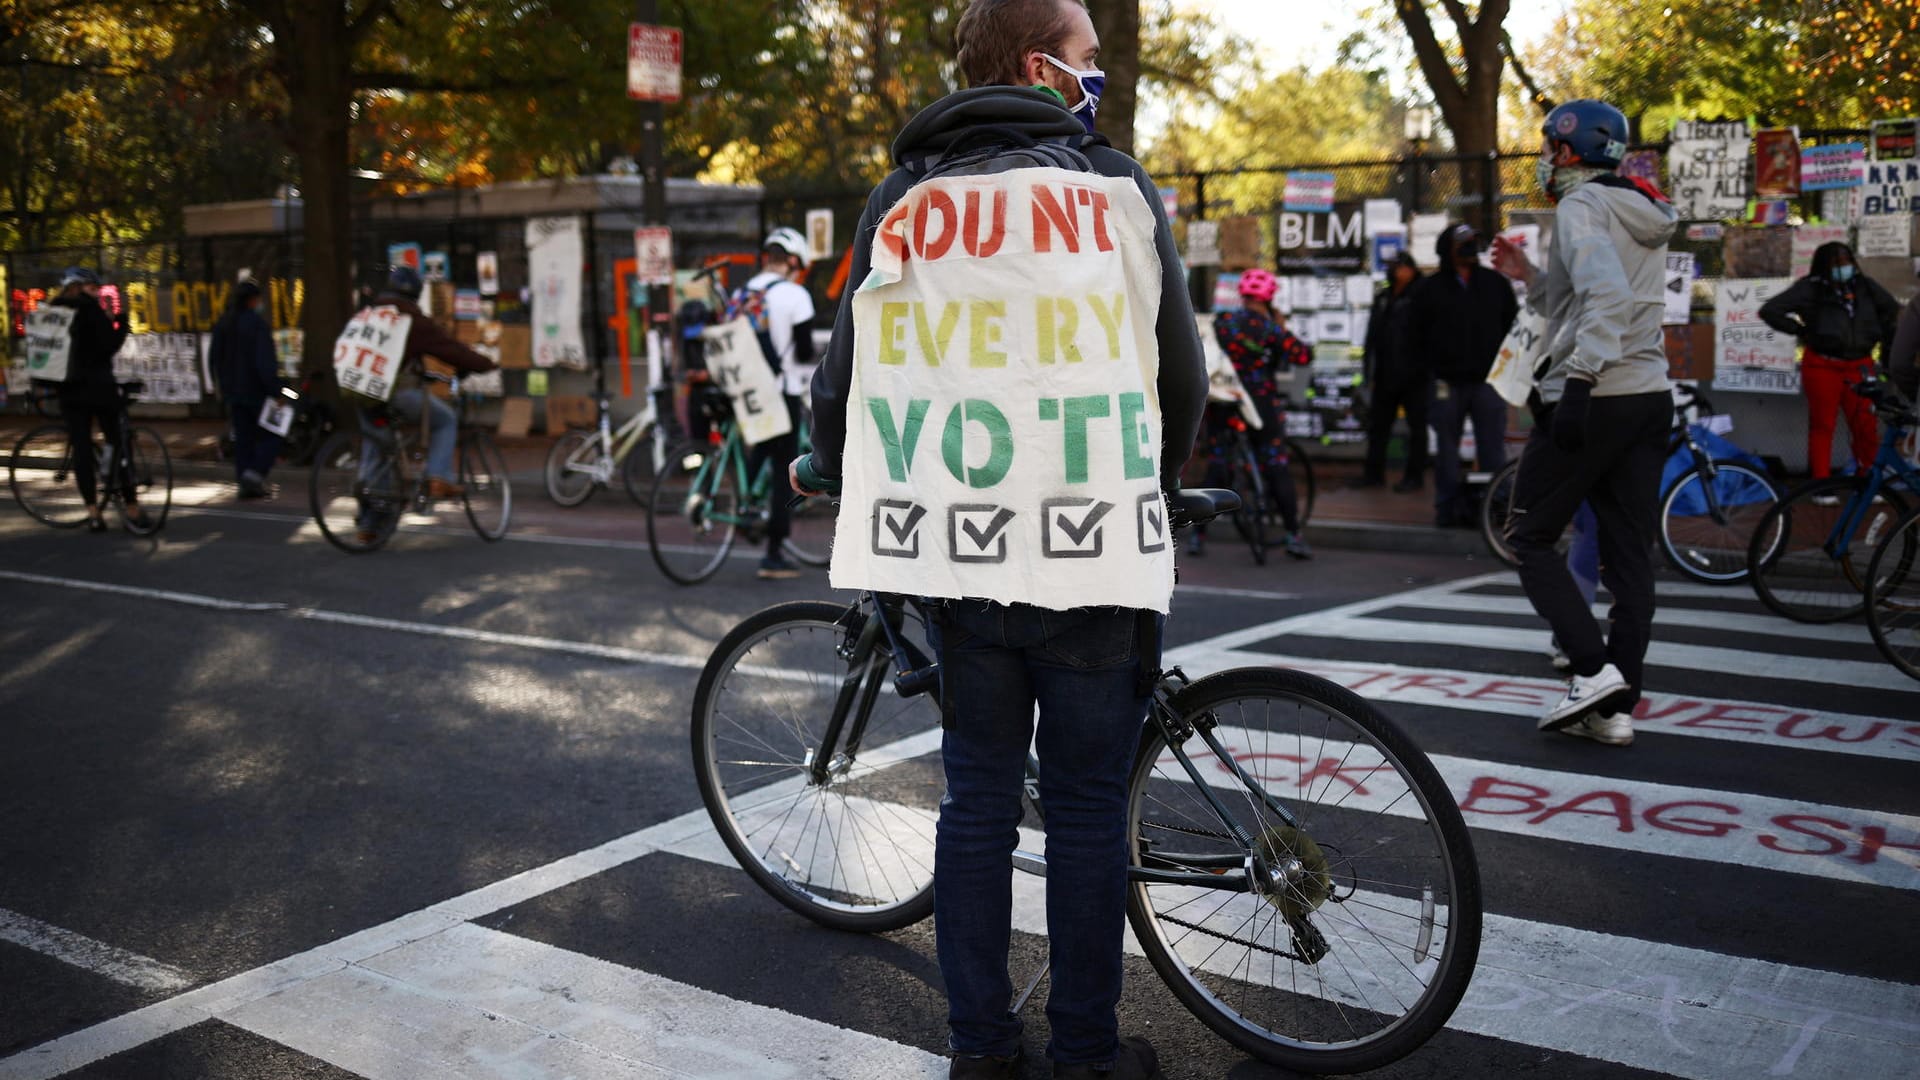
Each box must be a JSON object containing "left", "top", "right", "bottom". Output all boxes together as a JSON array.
[
  {"left": 1663, "top": 252, "right": 1696, "bottom": 326},
  {"left": 1862, "top": 161, "right": 1920, "bottom": 216},
  {"left": 1669, "top": 120, "right": 1752, "bottom": 221},
  {"left": 834, "top": 167, "right": 1176, "bottom": 612},
  {"left": 1791, "top": 224, "right": 1849, "bottom": 278},
  {"left": 527, "top": 216, "right": 587, "bottom": 369},
  {"left": 1283, "top": 171, "right": 1336, "bottom": 213},
  {"left": 1857, "top": 213, "right": 1912, "bottom": 259},
  {"left": 1802, "top": 143, "right": 1866, "bottom": 191},
  {"left": 1753, "top": 128, "right": 1801, "bottom": 197},
  {"left": 1714, "top": 278, "right": 1798, "bottom": 394}
]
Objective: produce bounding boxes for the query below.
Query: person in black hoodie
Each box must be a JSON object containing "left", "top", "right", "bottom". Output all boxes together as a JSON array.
[
  {"left": 1359, "top": 252, "right": 1427, "bottom": 490},
  {"left": 1759, "top": 242, "right": 1899, "bottom": 479},
  {"left": 46, "top": 267, "right": 145, "bottom": 531},
  {"left": 1408, "top": 223, "right": 1519, "bottom": 525},
  {"left": 209, "top": 280, "right": 282, "bottom": 498},
  {"left": 794, "top": 4, "right": 1202, "bottom": 1077}
]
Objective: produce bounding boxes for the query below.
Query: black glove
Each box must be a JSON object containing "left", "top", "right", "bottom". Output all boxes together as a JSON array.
[{"left": 1553, "top": 379, "right": 1593, "bottom": 454}]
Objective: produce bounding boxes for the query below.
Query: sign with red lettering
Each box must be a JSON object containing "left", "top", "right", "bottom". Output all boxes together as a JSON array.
[
  {"left": 633, "top": 226, "right": 673, "bottom": 287},
  {"left": 1714, "top": 278, "right": 1797, "bottom": 394},
  {"left": 332, "top": 306, "right": 413, "bottom": 402},
  {"left": 627, "top": 24, "right": 682, "bottom": 103}
]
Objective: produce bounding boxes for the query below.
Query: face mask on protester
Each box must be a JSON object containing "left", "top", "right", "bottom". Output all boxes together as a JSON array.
[
  {"left": 1041, "top": 53, "right": 1104, "bottom": 134},
  {"left": 1832, "top": 264, "right": 1856, "bottom": 284},
  {"left": 1535, "top": 157, "right": 1558, "bottom": 200}
]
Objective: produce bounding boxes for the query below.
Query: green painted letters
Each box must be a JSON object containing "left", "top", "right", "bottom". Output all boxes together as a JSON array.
[
  {"left": 941, "top": 399, "right": 1013, "bottom": 488},
  {"left": 867, "top": 397, "right": 930, "bottom": 481}
]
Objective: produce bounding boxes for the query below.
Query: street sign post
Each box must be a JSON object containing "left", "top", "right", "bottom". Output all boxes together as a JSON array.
[
  {"left": 627, "top": 24, "right": 682, "bottom": 102},
  {"left": 634, "top": 226, "right": 674, "bottom": 287}
]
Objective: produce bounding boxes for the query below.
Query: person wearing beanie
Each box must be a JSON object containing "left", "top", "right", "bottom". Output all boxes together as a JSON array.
[{"left": 210, "top": 279, "right": 282, "bottom": 497}]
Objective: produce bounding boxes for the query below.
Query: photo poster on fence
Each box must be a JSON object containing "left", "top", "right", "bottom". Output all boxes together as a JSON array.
[
  {"left": 1314, "top": 310, "right": 1352, "bottom": 342},
  {"left": 1791, "top": 224, "right": 1850, "bottom": 278},
  {"left": 1663, "top": 252, "right": 1696, "bottom": 326},
  {"left": 273, "top": 329, "right": 304, "bottom": 379},
  {"left": 1802, "top": 143, "right": 1867, "bottom": 192},
  {"left": 114, "top": 333, "right": 205, "bottom": 403},
  {"left": 526, "top": 215, "right": 588, "bottom": 370},
  {"left": 1714, "top": 278, "right": 1798, "bottom": 394},
  {"left": 477, "top": 252, "right": 500, "bottom": 296},
  {"left": 1862, "top": 160, "right": 1920, "bottom": 216},
  {"left": 1857, "top": 213, "right": 1912, "bottom": 259},
  {"left": 1409, "top": 213, "right": 1449, "bottom": 269},
  {"left": 1276, "top": 202, "right": 1367, "bottom": 275},
  {"left": 1753, "top": 128, "right": 1801, "bottom": 197},
  {"left": 1669, "top": 119, "right": 1752, "bottom": 221},
  {"left": 1872, "top": 118, "right": 1918, "bottom": 162}
]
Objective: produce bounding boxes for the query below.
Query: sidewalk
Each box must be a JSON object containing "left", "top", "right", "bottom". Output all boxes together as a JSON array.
[{"left": 0, "top": 415, "right": 1491, "bottom": 556}]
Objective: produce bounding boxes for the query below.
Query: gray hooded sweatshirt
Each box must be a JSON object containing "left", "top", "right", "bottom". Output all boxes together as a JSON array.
[{"left": 1529, "top": 176, "right": 1680, "bottom": 404}]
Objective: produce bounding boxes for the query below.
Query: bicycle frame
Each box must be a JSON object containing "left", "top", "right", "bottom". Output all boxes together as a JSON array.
[{"left": 1823, "top": 419, "right": 1919, "bottom": 559}]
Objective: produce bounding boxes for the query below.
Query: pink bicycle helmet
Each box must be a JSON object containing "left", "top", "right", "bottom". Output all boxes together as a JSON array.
[{"left": 1238, "top": 268, "right": 1279, "bottom": 303}]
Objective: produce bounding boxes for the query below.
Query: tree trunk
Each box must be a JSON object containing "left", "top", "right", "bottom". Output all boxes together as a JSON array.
[
  {"left": 1089, "top": 0, "right": 1139, "bottom": 156},
  {"left": 280, "top": 4, "right": 357, "bottom": 375},
  {"left": 1395, "top": 0, "right": 1510, "bottom": 232}
]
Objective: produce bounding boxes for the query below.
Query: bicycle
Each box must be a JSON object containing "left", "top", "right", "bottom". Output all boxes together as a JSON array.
[
  {"left": 691, "top": 489, "right": 1481, "bottom": 1074},
  {"left": 543, "top": 390, "right": 668, "bottom": 507},
  {"left": 9, "top": 380, "right": 171, "bottom": 535},
  {"left": 1748, "top": 379, "right": 1918, "bottom": 623},
  {"left": 307, "top": 372, "right": 512, "bottom": 553},
  {"left": 645, "top": 385, "right": 834, "bottom": 584},
  {"left": 1861, "top": 392, "right": 1920, "bottom": 680},
  {"left": 1209, "top": 417, "right": 1316, "bottom": 565}
]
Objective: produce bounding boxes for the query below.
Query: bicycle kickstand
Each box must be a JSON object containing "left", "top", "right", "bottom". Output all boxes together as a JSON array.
[{"left": 1013, "top": 947, "right": 1051, "bottom": 1014}]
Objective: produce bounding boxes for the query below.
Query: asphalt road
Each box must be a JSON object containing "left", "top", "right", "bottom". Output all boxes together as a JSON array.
[{"left": 1, "top": 480, "right": 1915, "bottom": 1080}]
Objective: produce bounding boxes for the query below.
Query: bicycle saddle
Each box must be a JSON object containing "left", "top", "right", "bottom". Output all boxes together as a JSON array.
[{"left": 1169, "top": 488, "right": 1242, "bottom": 529}]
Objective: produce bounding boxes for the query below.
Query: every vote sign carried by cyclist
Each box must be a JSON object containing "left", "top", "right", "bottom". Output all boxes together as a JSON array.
[
  {"left": 332, "top": 306, "right": 413, "bottom": 402},
  {"left": 700, "top": 317, "right": 793, "bottom": 447},
  {"left": 832, "top": 167, "right": 1175, "bottom": 613}
]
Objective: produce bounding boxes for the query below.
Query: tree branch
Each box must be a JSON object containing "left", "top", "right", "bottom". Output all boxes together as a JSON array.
[
  {"left": 1501, "top": 28, "right": 1551, "bottom": 113},
  {"left": 351, "top": 69, "right": 573, "bottom": 93},
  {"left": 1396, "top": 0, "right": 1466, "bottom": 115},
  {"left": 1437, "top": 0, "right": 1473, "bottom": 40}
]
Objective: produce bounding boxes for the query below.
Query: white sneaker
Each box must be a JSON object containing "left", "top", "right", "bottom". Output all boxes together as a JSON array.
[
  {"left": 1548, "top": 636, "right": 1571, "bottom": 672},
  {"left": 1561, "top": 712, "right": 1635, "bottom": 746},
  {"left": 1811, "top": 493, "right": 1842, "bottom": 508},
  {"left": 1539, "top": 663, "right": 1631, "bottom": 731}
]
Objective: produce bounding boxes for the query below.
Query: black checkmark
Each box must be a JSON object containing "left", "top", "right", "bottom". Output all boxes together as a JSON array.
[
  {"left": 961, "top": 508, "right": 1015, "bottom": 549},
  {"left": 886, "top": 505, "right": 927, "bottom": 543},
  {"left": 1146, "top": 507, "right": 1163, "bottom": 536},
  {"left": 1056, "top": 501, "right": 1113, "bottom": 546}
]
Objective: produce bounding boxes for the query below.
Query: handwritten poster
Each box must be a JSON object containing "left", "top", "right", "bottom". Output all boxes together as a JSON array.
[
  {"left": 1857, "top": 213, "right": 1912, "bottom": 259},
  {"left": 1714, "top": 278, "right": 1798, "bottom": 395},
  {"left": 526, "top": 216, "right": 587, "bottom": 369},
  {"left": 1669, "top": 120, "right": 1752, "bottom": 221},
  {"left": 1862, "top": 161, "right": 1920, "bottom": 216},
  {"left": 1791, "top": 224, "right": 1849, "bottom": 278},
  {"left": 114, "top": 333, "right": 204, "bottom": 403},
  {"left": 332, "top": 307, "right": 413, "bottom": 403},
  {"left": 700, "top": 317, "right": 791, "bottom": 447}
]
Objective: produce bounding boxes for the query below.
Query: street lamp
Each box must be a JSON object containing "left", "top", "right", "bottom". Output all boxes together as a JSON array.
[{"left": 1404, "top": 106, "right": 1433, "bottom": 214}]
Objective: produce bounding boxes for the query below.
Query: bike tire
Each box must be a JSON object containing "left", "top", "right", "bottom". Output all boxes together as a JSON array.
[
  {"left": 1286, "top": 439, "right": 1316, "bottom": 528},
  {"left": 1866, "top": 507, "right": 1920, "bottom": 683},
  {"left": 309, "top": 430, "right": 401, "bottom": 554},
  {"left": 1748, "top": 477, "right": 1911, "bottom": 623},
  {"left": 8, "top": 426, "right": 89, "bottom": 527},
  {"left": 783, "top": 492, "right": 837, "bottom": 567},
  {"left": 461, "top": 432, "right": 513, "bottom": 541},
  {"left": 544, "top": 430, "right": 600, "bottom": 507},
  {"left": 1126, "top": 667, "right": 1481, "bottom": 1075},
  {"left": 121, "top": 427, "right": 172, "bottom": 535},
  {"left": 648, "top": 440, "right": 738, "bottom": 584},
  {"left": 621, "top": 422, "right": 663, "bottom": 507},
  {"left": 1478, "top": 458, "right": 1521, "bottom": 568},
  {"left": 691, "top": 600, "right": 941, "bottom": 933},
  {"left": 1657, "top": 460, "right": 1777, "bottom": 585}
]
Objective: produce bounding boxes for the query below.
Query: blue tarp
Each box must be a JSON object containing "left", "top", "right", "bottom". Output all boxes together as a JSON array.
[{"left": 1663, "top": 424, "right": 1773, "bottom": 516}]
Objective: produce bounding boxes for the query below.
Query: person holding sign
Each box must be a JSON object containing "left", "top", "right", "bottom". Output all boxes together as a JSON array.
[
  {"left": 1758, "top": 242, "right": 1899, "bottom": 481},
  {"left": 209, "top": 280, "right": 282, "bottom": 498},
  {"left": 794, "top": 2, "right": 1206, "bottom": 1076},
  {"left": 741, "top": 227, "right": 820, "bottom": 580},
  {"left": 41, "top": 267, "right": 144, "bottom": 532},
  {"left": 1490, "top": 99, "right": 1677, "bottom": 748}
]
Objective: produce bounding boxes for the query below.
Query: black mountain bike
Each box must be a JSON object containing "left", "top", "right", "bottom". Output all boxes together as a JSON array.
[{"left": 9, "top": 381, "right": 171, "bottom": 535}]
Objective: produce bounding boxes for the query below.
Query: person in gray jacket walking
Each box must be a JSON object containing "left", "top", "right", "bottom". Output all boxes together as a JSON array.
[{"left": 1491, "top": 99, "right": 1677, "bottom": 748}]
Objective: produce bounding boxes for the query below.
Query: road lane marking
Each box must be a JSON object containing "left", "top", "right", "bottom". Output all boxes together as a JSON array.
[
  {"left": 0, "top": 570, "right": 286, "bottom": 612},
  {"left": 0, "top": 908, "right": 194, "bottom": 993},
  {"left": 1390, "top": 591, "right": 1877, "bottom": 646}
]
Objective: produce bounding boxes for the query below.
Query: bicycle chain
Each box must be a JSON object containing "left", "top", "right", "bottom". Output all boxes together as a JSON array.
[
  {"left": 1153, "top": 911, "right": 1315, "bottom": 964},
  {"left": 1140, "top": 818, "right": 1234, "bottom": 842}
]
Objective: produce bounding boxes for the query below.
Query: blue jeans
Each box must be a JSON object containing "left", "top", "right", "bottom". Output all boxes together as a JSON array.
[
  {"left": 928, "top": 602, "right": 1156, "bottom": 1067},
  {"left": 359, "top": 388, "right": 456, "bottom": 480}
]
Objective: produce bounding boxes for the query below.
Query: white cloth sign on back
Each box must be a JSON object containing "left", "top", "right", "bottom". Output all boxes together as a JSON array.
[
  {"left": 24, "top": 307, "right": 76, "bottom": 382},
  {"left": 1198, "top": 314, "right": 1261, "bottom": 427},
  {"left": 834, "top": 166, "right": 1175, "bottom": 613},
  {"left": 700, "top": 317, "right": 793, "bottom": 447},
  {"left": 332, "top": 306, "right": 413, "bottom": 402}
]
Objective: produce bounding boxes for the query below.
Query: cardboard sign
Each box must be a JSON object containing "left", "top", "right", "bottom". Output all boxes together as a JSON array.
[
  {"left": 1714, "top": 279, "right": 1798, "bottom": 395},
  {"left": 24, "top": 307, "right": 75, "bottom": 382},
  {"left": 1663, "top": 252, "right": 1697, "bottom": 326},
  {"left": 1669, "top": 120, "right": 1752, "bottom": 221},
  {"left": 332, "top": 306, "right": 413, "bottom": 402},
  {"left": 1219, "top": 215, "right": 1262, "bottom": 271},
  {"left": 836, "top": 167, "right": 1173, "bottom": 613},
  {"left": 700, "top": 316, "right": 792, "bottom": 447}
]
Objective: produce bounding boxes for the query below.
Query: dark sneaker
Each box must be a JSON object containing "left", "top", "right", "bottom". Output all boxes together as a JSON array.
[
  {"left": 1054, "top": 1037, "right": 1163, "bottom": 1079},
  {"left": 757, "top": 556, "right": 802, "bottom": 580},
  {"left": 1282, "top": 532, "right": 1313, "bottom": 560},
  {"left": 951, "top": 1045, "right": 1024, "bottom": 1079}
]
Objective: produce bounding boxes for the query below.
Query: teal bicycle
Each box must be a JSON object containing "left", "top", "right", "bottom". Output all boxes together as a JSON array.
[
  {"left": 646, "top": 385, "right": 835, "bottom": 583},
  {"left": 1747, "top": 379, "right": 1919, "bottom": 623}
]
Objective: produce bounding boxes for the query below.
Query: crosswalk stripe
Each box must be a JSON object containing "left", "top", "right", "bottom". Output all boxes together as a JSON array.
[
  {"left": 1390, "top": 591, "right": 1877, "bottom": 646},
  {"left": 0, "top": 908, "right": 194, "bottom": 993}
]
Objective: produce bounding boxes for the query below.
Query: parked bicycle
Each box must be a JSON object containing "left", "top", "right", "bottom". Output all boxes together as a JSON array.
[
  {"left": 9, "top": 380, "right": 171, "bottom": 535},
  {"left": 691, "top": 489, "right": 1480, "bottom": 1074},
  {"left": 1859, "top": 389, "right": 1920, "bottom": 680},
  {"left": 1748, "top": 378, "right": 1917, "bottom": 623},
  {"left": 544, "top": 391, "right": 668, "bottom": 507},
  {"left": 308, "top": 372, "right": 512, "bottom": 553},
  {"left": 645, "top": 385, "right": 834, "bottom": 584}
]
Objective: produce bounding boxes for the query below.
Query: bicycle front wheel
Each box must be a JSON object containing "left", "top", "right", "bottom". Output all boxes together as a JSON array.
[
  {"left": 310, "top": 431, "right": 401, "bottom": 553},
  {"left": 1658, "top": 460, "right": 1776, "bottom": 584},
  {"left": 691, "top": 600, "right": 942, "bottom": 932},
  {"left": 1478, "top": 458, "right": 1520, "bottom": 567},
  {"left": 9, "top": 426, "right": 89, "bottom": 527},
  {"left": 461, "top": 432, "right": 512, "bottom": 541},
  {"left": 1867, "top": 508, "right": 1920, "bottom": 682},
  {"left": 544, "top": 430, "right": 601, "bottom": 507},
  {"left": 1127, "top": 668, "right": 1480, "bottom": 1075},
  {"left": 1748, "top": 477, "right": 1911, "bottom": 623},
  {"left": 121, "top": 427, "right": 172, "bottom": 535},
  {"left": 648, "top": 440, "right": 738, "bottom": 584}
]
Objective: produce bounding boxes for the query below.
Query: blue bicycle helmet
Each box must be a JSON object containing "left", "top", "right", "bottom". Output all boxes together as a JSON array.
[
  {"left": 60, "top": 266, "right": 101, "bottom": 288},
  {"left": 385, "top": 263, "right": 424, "bottom": 299},
  {"left": 1543, "top": 99, "right": 1630, "bottom": 167}
]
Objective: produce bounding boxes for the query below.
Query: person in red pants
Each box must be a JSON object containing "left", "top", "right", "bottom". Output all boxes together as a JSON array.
[{"left": 1760, "top": 242, "right": 1899, "bottom": 478}]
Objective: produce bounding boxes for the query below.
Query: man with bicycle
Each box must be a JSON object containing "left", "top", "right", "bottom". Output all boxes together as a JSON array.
[
  {"left": 794, "top": 2, "right": 1205, "bottom": 1076},
  {"left": 44, "top": 267, "right": 149, "bottom": 532},
  {"left": 1491, "top": 99, "right": 1677, "bottom": 747},
  {"left": 743, "top": 227, "right": 820, "bottom": 579}
]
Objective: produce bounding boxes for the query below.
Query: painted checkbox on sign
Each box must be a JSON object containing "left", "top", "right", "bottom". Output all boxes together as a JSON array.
[
  {"left": 949, "top": 505, "right": 1014, "bottom": 563},
  {"left": 871, "top": 499, "right": 926, "bottom": 558},
  {"left": 1041, "top": 497, "right": 1114, "bottom": 559},
  {"left": 1136, "top": 492, "right": 1168, "bottom": 554}
]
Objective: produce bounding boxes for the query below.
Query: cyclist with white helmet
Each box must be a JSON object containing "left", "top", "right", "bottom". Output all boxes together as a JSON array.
[
  {"left": 1194, "top": 268, "right": 1312, "bottom": 559},
  {"left": 743, "top": 226, "right": 819, "bottom": 579},
  {"left": 44, "top": 267, "right": 149, "bottom": 531}
]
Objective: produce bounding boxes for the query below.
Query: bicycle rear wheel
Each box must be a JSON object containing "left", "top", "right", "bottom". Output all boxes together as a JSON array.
[
  {"left": 1748, "top": 477, "right": 1911, "bottom": 623},
  {"left": 1127, "top": 668, "right": 1480, "bottom": 1075},
  {"left": 121, "top": 427, "right": 171, "bottom": 535},
  {"left": 544, "top": 430, "right": 600, "bottom": 507},
  {"left": 1867, "top": 508, "right": 1920, "bottom": 682},
  {"left": 1230, "top": 456, "right": 1268, "bottom": 565},
  {"left": 9, "top": 426, "right": 89, "bottom": 527},
  {"left": 461, "top": 432, "right": 512, "bottom": 541},
  {"left": 310, "top": 430, "right": 402, "bottom": 553},
  {"left": 620, "top": 422, "right": 664, "bottom": 506},
  {"left": 1285, "top": 439, "right": 1316, "bottom": 528},
  {"left": 1658, "top": 460, "right": 1776, "bottom": 584},
  {"left": 1478, "top": 459, "right": 1520, "bottom": 567},
  {"left": 648, "top": 440, "right": 738, "bottom": 584},
  {"left": 691, "top": 600, "right": 942, "bottom": 932}
]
